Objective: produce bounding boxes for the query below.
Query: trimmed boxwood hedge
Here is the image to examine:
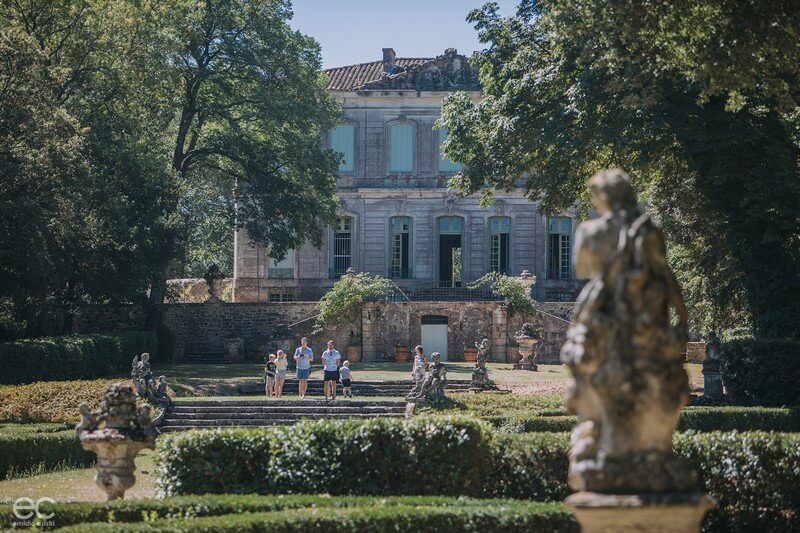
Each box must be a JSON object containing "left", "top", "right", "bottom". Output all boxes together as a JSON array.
[
  {"left": 0, "top": 331, "right": 157, "bottom": 385},
  {"left": 156, "top": 416, "right": 493, "bottom": 497},
  {"left": 156, "top": 419, "right": 800, "bottom": 532},
  {"left": 484, "top": 406, "right": 800, "bottom": 433},
  {"left": 0, "top": 495, "right": 577, "bottom": 531},
  {"left": 722, "top": 337, "right": 800, "bottom": 406},
  {"left": 0, "top": 424, "right": 93, "bottom": 478}
]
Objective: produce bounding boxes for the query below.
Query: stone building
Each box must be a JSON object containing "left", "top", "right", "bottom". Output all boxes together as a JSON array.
[{"left": 231, "top": 48, "right": 582, "bottom": 360}]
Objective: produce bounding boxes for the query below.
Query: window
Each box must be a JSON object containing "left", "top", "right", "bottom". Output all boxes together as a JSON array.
[
  {"left": 548, "top": 217, "right": 572, "bottom": 279},
  {"left": 390, "top": 217, "right": 411, "bottom": 278},
  {"left": 331, "top": 216, "right": 353, "bottom": 277},
  {"left": 331, "top": 124, "right": 355, "bottom": 172},
  {"left": 268, "top": 249, "right": 295, "bottom": 279},
  {"left": 438, "top": 216, "right": 464, "bottom": 288},
  {"left": 489, "top": 217, "right": 511, "bottom": 274},
  {"left": 268, "top": 292, "right": 295, "bottom": 303},
  {"left": 389, "top": 123, "right": 414, "bottom": 172},
  {"left": 438, "top": 128, "right": 462, "bottom": 172}
]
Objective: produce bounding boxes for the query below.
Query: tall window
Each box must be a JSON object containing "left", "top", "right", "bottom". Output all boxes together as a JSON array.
[
  {"left": 331, "top": 216, "right": 353, "bottom": 276},
  {"left": 331, "top": 124, "right": 355, "bottom": 172},
  {"left": 389, "top": 123, "right": 414, "bottom": 172},
  {"left": 268, "top": 249, "right": 295, "bottom": 279},
  {"left": 548, "top": 217, "right": 572, "bottom": 279},
  {"left": 489, "top": 217, "right": 511, "bottom": 274},
  {"left": 438, "top": 128, "right": 462, "bottom": 172},
  {"left": 438, "top": 216, "right": 464, "bottom": 288},
  {"left": 389, "top": 217, "right": 411, "bottom": 279}
]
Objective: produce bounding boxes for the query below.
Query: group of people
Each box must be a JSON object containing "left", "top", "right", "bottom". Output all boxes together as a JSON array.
[{"left": 264, "top": 337, "right": 353, "bottom": 401}]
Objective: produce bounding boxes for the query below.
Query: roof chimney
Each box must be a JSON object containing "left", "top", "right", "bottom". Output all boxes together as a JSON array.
[{"left": 382, "top": 48, "right": 396, "bottom": 73}]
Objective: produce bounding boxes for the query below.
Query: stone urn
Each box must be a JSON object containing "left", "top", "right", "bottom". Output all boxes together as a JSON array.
[
  {"left": 76, "top": 383, "right": 157, "bottom": 500},
  {"left": 514, "top": 322, "right": 541, "bottom": 371}
]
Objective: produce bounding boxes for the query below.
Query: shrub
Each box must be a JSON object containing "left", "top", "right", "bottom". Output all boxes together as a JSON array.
[
  {"left": 0, "top": 424, "right": 93, "bottom": 478},
  {"left": 0, "top": 495, "right": 577, "bottom": 531},
  {"left": 314, "top": 273, "right": 401, "bottom": 332},
  {"left": 721, "top": 337, "right": 800, "bottom": 406},
  {"left": 155, "top": 325, "right": 175, "bottom": 364},
  {"left": 156, "top": 416, "right": 494, "bottom": 497},
  {"left": 0, "top": 331, "right": 157, "bottom": 385},
  {"left": 0, "top": 379, "right": 131, "bottom": 423}
]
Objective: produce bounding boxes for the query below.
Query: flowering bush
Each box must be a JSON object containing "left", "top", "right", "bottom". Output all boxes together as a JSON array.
[{"left": 314, "top": 273, "right": 401, "bottom": 332}]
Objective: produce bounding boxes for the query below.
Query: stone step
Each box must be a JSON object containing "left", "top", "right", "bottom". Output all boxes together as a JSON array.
[
  {"left": 174, "top": 399, "right": 406, "bottom": 407},
  {"left": 162, "top": 413, "right": 404, "bottom": 424},
  {"left": 167, "top": 408, "right": 407, "bottom": 418}
]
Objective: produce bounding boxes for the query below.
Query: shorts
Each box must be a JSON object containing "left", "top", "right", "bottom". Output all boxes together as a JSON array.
[
  {"left": 276, "top": 370, "right": 287, "bottom": 379},
  {"left": 324, "top": 370, "right": 339, "bottom": 382},
  {"left": 296, "top": 368, "right": 310, "bottom": 380},
  {"left": 341, "top": 379, "right": 351, "bottom": 388}
]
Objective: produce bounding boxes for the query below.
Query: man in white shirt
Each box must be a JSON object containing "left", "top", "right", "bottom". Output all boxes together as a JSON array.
[
  {"left": 321, "top": 340, "right": 341, "bottom": 401},
  {"left": 293, "top": 337, "right": 313, "bottom": 399}
]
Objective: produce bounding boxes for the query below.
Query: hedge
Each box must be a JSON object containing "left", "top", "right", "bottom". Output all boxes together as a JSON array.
[
  {"left": 0, "top": 331, "right": 157, "bottom": 384},
  {"left": 0, "top": 424, "right": 93, "bottom": 478},
  {"left": 0, "top": 379, "right": 134, "bottom": 424},
  {"left": 156, "top": 416, "right": 493, "bottom": 497},
  {"left": 0, "top": 495, "right": 577, "bottom": 531},
  {"left": 484, "top": 407, "right": 800, "bottom": 433},
  {"left": 722, "top": 337, "right": 800, "bottom": 406},
  {"left": 156, "top": 420, "right": 800, "bottom": 532}
]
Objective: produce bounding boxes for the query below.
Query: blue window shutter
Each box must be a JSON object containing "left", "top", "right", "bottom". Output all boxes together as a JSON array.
[
  {"left": 438, "top": 128, "right": 462, "bottom": 172},
  {"left": 390, "top": 124, "right": 414, "bottom": 172},
  {"left": 331, "top": 125, "right": 355, "bottom": 172}
]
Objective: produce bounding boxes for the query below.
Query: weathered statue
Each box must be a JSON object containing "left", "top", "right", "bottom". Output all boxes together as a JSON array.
[
  {"left": 470, "top": 338, "right": 494, "bottom": 390},
  {"left": 203, "top": 264, "right": 225, "bottom": 302},
  {"left": 407, "top": 352, "right": 447, "bottom": 404},
  {"left": 76, "top": 383, "right": 157, "bottom": 500},
  {"left": 561, "top": 169, "right": 697, "bottom": 494},
  {"left": 131, "top": 353, "right": 171, "bottom": 408},
  {"left": 700, "top": 331, "right": 723, "bottom": 403}
]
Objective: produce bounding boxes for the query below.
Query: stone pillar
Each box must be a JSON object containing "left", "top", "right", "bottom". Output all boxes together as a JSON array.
[
  {"left": 491, "top": 304, "right": 508, "bottom": 362},
  {"left": 701, "top": 332, "right": 723, "bottom": 402}
]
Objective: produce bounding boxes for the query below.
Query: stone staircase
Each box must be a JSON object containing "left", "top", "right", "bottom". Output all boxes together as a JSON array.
[
  {"left": 159, "top": 399, "right": 407, "bottom": 432},
  {"left": 181, "top": 352, "right": 226, "bottom": 364},
  {"left": 238, "top": 379, "right": 473, "bottom": 396}
]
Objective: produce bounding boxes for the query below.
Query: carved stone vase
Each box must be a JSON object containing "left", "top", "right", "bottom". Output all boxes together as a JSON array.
[
  {"left": 76, "top": 383, "right": 157, "bottom": 500},
  {"left": 514, "top": 336, "right": 538, "bottom": 371}
]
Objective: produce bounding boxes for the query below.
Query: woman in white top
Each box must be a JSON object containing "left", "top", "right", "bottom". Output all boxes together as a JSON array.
[
  {"left": 411, "top": 345, "right": 428, "bottom": 383},
  {"left": 274, "top": 350, "right": 289, "bottom": 397}
]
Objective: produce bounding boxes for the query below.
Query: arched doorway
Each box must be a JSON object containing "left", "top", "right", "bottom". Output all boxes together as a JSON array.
[{"left": 421, "top": 315, "right": 448, "bottom": 361}]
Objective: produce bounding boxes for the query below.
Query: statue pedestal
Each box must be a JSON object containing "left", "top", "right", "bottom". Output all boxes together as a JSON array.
[
  {"left": 566, "top": 491, "right": 713, "bottom": 533},
  {"left": 513, "top": 359, "right": 537, "bottom": 371}
]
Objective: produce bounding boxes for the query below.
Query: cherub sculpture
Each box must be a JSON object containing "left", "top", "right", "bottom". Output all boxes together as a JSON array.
[
  {"left": 407, "top": 352, "right": 448, "bottom": 403},
  {"left": 470, "top": 339, "right": 494, "bottom": 390}
]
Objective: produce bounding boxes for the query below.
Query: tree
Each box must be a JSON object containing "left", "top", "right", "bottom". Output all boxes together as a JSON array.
[{"left": 440, "top": 0, "right": 800, "bottom": 337}]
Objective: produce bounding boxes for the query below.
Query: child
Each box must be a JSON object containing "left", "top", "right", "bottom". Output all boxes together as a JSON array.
[
  {"left": 264, "top": 353, "right": 277, "bottom": 397},
  {"left": 339, "top": 360, "right": 353, "bottom": 398},
  {"left": 411, "top": 345, "right": 427, "bottom": 383},
  {"left": 274, "top": 350, "right": 288, "bottom": 397}
]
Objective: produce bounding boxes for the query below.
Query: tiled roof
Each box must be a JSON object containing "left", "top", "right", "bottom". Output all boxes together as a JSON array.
[{"left": 325, "top": 58, "right": 432, "bottom": 91}]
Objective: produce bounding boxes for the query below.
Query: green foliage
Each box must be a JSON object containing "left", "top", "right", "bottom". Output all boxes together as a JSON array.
[
  {"left": 315, "top": 273, "right": 402, "bottom": 332},
  {"left": 721, "top": 337, "right": 800, "bottom": 406},
  {"left": 468, "top": 272, "right": 537, "bottom": 316},
  {"left": 0, "top": 495, "right": 577, "bottom": 532},
  {"left": 156, "top": 325, "right": 176, "bottom": 365},
  {"left": 0, "top": 379, "right": 135, "bottom": 424},
  {"left": 0, "top": 424, "right": 93, "bottom": 479},
  {"left": 440, "top": 0, "right": 800, "bottom": 336},
  {"left": 0, "top": 331, "right": 156, "bottom": 385},
  {"left": 156, "top": 416, "right": 493, "bottom": 497}
]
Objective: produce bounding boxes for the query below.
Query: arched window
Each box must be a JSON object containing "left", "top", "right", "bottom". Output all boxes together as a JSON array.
[
  {"left": 547, "top": 217, "right": 572, "bottom": 279},
  {"left": 389, "top": 216, "right": 412, "bottom": 279},
  {"left": 438, "top": 128, "right": 462, "bottom": 172},
  {"left": 330, "top": 216, "right": 353, "bottom": 277},
  {"left": 489, "top": 217, "right": 511, "bottom": 274},
  {"left": 331, "top": 124, "right": 355, "bottom": 172},
  {"left": 389, "top": 123, "right": 414, "bottom": 172}
]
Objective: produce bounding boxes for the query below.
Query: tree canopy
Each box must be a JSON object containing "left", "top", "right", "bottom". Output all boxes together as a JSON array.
[{"left": 440, "top": 0, "right": 800, "bottom": 336}]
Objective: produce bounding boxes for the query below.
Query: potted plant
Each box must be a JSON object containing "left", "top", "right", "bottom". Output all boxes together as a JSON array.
[
  {"left": 345, "top": 330, "right": 362, "bottom": 363},
  {"left": 394, "top": 345, "right": 410, "bottom": 363},
  {"left": 464, "top": 345, "right": 478, "bottom": 362}
]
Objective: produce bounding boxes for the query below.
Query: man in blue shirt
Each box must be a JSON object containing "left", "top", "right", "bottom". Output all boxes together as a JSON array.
[
  {"left": 293, "top": 337, "right": 313, "bottom": 399},
  {"left": 321, "top": 340, "right": 341, "bottom": 401}
]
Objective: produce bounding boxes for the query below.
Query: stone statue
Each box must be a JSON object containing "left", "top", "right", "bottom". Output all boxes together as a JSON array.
[
  {"left": 407, "top": 352, "right": 447, "bottom": 404},
  {"left": 470, "top": 338, "right": 494, "bottom": 391},
  {"left": 131, "top": 353, "right": 171, "bottom": 408},
  {"left": 700, "top": 331, "right": 723, "bottom": 403},
  {"left": 203, "top": 264, "right": 225, "bottom": 303},
  {"left": 76, "top": 383, "right": 157, "bottom": 500},
  {"left": 561, "top": 170, "right": 711, "bottom": 531}
]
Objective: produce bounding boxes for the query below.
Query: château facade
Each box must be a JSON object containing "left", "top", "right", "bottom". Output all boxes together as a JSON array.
[{"left": 233, "top": 48, "right": 581, "bottom": 304}]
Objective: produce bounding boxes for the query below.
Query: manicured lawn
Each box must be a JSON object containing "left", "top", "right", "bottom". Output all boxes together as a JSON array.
[{"left": 0, "top": 450, "right": 157, "bottom": 502}]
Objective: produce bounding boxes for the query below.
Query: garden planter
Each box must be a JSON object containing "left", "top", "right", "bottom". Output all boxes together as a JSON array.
[
  {"left": 346, "top": 345, "right": 362, "bottom": 363},
  {"left": 464, "top": 347, "right": 478, "bottom": 362},
  {"left": 394, "top": 346, "right": 409, "bottom": 363}
]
